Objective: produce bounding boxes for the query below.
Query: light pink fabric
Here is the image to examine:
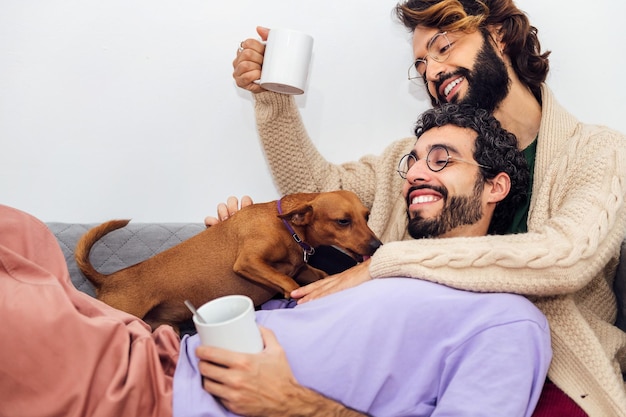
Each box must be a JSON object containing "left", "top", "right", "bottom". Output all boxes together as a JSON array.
[{"left": 0, "top": 205, "right": 180, "bottom": 417}]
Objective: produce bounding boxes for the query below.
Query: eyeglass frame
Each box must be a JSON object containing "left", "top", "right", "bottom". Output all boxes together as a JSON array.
[
  {"left": 396, "top": 145, "right": 491, "bottom": 179},
  {"left": 407, "top": 31, "right": 453, "bottom": 85}
]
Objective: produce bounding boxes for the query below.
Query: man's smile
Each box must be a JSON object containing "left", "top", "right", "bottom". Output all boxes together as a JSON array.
[
  {"left": 439, "top": 75, "right": 465, "bottom": 102},
  {"left": 411, "top": 194, "right": 440, "bottom": 204},
  {"left": 408, "top": 188, "right": 444, "bottom": 211}
]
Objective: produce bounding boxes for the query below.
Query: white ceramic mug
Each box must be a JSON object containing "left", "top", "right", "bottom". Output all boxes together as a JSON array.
[
  {"left": 192, "top": 295, "right": 263, "bottom": 353},
  {"left": 259, "top": 28, "right": 314, "bottom": 95}
]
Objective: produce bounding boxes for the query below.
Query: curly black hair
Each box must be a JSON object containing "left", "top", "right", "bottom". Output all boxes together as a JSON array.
[{"left": 414, "top": 103, "right": 529, "bottom": 235}]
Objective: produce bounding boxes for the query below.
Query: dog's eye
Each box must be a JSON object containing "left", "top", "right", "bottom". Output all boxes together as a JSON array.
[{"left": 337, "top": 219, "right": 351, "bottom": 227}]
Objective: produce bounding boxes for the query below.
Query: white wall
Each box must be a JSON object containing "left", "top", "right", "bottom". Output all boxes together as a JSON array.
[{"left": 2, "top": 0, "right": 624, "bottom": 222}]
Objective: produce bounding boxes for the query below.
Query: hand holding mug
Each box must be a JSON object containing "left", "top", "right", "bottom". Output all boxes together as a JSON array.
[
  {"left": 197, "top": 327, "right": 302, "bottom": 415},
  {"left": 233, "top": 27, "right": 269, "bottom": 94},
  {"left": 234, "top": 26, "right": 314, "bottom": 95}
]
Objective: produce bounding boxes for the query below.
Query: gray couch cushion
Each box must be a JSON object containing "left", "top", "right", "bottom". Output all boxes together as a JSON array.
[{"left": 47, "top": 222, "right": 205, "bottom": 297}]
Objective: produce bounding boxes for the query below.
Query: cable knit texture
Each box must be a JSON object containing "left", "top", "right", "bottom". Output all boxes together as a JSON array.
[{"left": 254, "top": 86, "right": 626, "bottom": 416}]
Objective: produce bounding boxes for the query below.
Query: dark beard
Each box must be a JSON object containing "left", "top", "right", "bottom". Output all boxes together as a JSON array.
[
  {"left": 435, "top": 31, "right": 509, "bottom": 113},
  {"left": 407, "top": 180, "right": 485, "bottom": 239}
]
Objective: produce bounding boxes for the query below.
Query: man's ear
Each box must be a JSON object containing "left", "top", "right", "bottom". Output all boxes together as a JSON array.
[
  {"left": 487, "top": 24, "right": 505, "bottom": 54},
  {"left": 485, "top": 172, "right": 511, "bottom": 204}
]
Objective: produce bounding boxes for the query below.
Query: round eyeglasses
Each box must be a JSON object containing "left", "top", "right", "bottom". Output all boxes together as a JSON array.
[
  {"left": 407, "top": 31, "right": 452, "bottom": 85},
  {"left": 397, "top": 145, "right": 491, "bottom": 179}
]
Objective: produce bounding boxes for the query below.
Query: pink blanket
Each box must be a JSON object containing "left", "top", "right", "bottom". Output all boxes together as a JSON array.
[{"left": 0, "top": 205, "right": 180, "bottom": 417}]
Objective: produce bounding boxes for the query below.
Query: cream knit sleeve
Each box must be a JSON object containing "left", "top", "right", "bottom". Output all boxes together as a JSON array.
[
  {"left": 255, "top": 92, "right": 327, "bottom": 195},
  {"left": 369, "top": 127, "right": 626, "bottom": 297}
]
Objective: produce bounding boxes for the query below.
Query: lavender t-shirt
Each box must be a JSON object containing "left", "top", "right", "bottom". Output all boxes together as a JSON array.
[{"left": 174, "top": 278, "right": 551, "bottom": 417}]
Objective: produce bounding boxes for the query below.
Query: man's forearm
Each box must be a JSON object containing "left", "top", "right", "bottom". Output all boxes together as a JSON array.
[{"left": 281, "top": 384, "right": 371, "bottom": 417}]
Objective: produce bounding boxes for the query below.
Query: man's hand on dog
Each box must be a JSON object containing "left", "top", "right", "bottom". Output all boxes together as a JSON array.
[
  {"left": 291, "top": 259, "right": 373, "bottom": 304},
  {"left": 204, "top": 195, "right": 253, "bottom": 227}
]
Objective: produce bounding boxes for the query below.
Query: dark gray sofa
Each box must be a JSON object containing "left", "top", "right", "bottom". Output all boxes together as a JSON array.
[{"left": 46, "top": 222, "right": 626, "bottom": 333}]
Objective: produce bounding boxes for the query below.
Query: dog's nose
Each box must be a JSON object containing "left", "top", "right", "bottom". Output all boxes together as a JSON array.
[{"left": 369, "top": 238, "right": 382, "bottom": 254}]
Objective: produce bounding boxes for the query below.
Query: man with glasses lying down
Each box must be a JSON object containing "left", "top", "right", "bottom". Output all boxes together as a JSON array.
[
  {"left": 181, "top": 104, "right": 551, "bottom": 417},
  {"left": 230, "top": 1, "right": 626, "bottom": 415}
]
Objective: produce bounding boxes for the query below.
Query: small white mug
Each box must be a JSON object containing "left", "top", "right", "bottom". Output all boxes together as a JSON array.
[
  {"left": 192, "top": 295, "right": 263, "bottom": 353},
  {"left": 259, "top": 28, "right": 314, "bottom": 95}
]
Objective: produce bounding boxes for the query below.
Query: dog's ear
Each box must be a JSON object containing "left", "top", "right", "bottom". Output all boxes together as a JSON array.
[{"left": 278, "top": 205, "right": 313, "bottom": 226}]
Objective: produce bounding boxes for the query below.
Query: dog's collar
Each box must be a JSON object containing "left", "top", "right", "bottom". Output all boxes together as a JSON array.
[{"left": 277, "top": 198, "right": 315, "bottom": 263}]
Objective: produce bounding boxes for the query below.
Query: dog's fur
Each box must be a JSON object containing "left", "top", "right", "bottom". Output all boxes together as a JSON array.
[{"left": 75, "top": 191, "right": 382, "bottom": 331}]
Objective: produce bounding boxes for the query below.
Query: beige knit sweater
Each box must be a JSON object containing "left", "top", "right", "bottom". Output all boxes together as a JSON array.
[{"left": 253, "top": 85, "right": 626, "bottom": 416}]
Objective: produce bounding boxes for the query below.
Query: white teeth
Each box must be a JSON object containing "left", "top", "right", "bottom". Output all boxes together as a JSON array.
[
  {"left": 412, "top": 195, "right": 439, "bottom": 204},
  {"left": 444, "top": 77, "right": 464, "bottom": 97}
]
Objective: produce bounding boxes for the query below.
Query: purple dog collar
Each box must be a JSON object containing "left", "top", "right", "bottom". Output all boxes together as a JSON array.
[{"left": 277, "top": 198, "right": 315, "bottom": 263}]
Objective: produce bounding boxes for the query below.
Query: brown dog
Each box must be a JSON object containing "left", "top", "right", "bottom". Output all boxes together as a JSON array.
[{"left": 75, "top": 190, "right": 382, "bottom": 332}]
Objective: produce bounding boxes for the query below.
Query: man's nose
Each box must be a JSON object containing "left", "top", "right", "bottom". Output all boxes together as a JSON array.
[
  {"left": 406, "top": 158, "right": 432, "bottom": 184},
  {"left": 424, "top": 59, "right": 447, "bottom": 84}
]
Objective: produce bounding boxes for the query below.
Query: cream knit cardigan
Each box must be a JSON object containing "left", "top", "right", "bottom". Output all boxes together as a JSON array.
[{"left": 253, "top": 85, "right": 626, "bottom": 416}]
